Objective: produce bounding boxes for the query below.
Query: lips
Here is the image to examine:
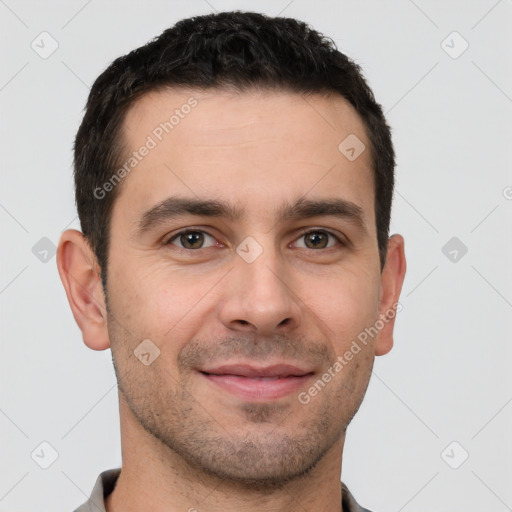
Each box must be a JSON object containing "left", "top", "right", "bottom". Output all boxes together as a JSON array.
[
  {"left": 199, "top": 363, "right": 314, "bottom": 401},
  {"left": 201, "top": 363, "right": 312, "bottom": 378}
]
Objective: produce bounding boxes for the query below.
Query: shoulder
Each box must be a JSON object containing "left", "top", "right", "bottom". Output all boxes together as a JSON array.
[
  {"left": 73, "top": 468, "right": 121, "bottom": 512},
  {"left": 342, "top": 481, "right": 375, "bottom": 512}
]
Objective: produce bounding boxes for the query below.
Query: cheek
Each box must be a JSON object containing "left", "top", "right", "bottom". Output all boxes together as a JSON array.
[
  {"left": 115, "top": 270, "right": 214, "bottom": 347},
  {"left": 305, "top": 271, "right": 380, "bottom": 340},
  {"left": 152, "top": 285, "right": 200, "bottom": 341},
  {"left": 106, "top": 262, "right": 163, "bottom": 343}
]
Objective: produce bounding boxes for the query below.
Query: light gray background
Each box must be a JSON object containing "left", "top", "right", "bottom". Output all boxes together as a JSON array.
[{"left": 1, "top": 0, "right": 511, "bottom": 510}]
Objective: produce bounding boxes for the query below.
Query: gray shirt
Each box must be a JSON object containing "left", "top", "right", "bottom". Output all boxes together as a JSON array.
[{"left": 74, "top": 468, "right": 373, "bottom": 512}]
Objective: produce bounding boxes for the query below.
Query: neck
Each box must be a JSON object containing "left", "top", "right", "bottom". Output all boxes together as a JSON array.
[{"left": 106, "top": 393, "right": 346, "bottom": 512}]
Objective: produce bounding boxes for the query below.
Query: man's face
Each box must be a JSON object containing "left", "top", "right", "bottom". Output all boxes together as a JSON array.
[{"left": 105, "top": 88, "right": 387, "bottom": 485}]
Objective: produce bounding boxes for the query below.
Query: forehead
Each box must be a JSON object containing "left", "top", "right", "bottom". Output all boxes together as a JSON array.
[
  {"left": 114, "top": 87, "right": 375, "bottom": 230},
  {"left": 123, "top": 87, "right": 369, "bottom": 156}
]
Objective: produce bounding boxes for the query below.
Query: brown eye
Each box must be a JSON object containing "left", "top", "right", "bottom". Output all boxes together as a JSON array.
[
  {"left": 295, "top": 230, "right": 341, "bottom": 250},
  {"left": 167, "top": 230, "right": 216, "bottom": 249}
]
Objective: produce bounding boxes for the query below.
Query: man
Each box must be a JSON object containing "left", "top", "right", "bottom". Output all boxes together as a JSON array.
[{"left": 57, "top": 10, "right": 406, "bottom": 512}]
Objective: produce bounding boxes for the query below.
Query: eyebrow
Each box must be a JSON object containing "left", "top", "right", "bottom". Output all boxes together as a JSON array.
[{"left": 136, "top": 195, "right": 367, "bottom": 235}]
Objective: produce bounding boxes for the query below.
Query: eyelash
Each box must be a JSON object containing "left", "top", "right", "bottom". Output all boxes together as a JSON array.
[{"left": 165, "top": 228, "right": 346, "bottom": 252}]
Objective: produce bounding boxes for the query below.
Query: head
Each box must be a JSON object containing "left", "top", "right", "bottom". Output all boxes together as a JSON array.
[{"left": 58, "top": 11, "right": 406, "bottom": 488}]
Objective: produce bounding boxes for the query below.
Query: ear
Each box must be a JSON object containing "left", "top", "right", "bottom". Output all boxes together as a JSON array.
[
  {"left": 56, "top": 229, "right": 110, "bottom": 351},
  {"left": 374, "top": 234, "right": 406, "bottom": 356}
]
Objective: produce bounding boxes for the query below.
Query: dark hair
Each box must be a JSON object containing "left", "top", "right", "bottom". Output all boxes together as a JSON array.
[{"left": 74, "top": 10, "right": 395, "bottom": 287}]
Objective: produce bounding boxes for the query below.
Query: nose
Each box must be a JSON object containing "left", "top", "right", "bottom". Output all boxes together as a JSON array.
[{"left": 218, "top": 246, "right": 302, "bottom": 335}]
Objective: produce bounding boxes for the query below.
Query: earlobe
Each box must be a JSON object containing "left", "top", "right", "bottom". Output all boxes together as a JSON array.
[
  {"left": 56, "top": 229, "right": 111, "bottom": 351},
  {"left": 374, "top": 234, "right": 406, "bottom": 356}
]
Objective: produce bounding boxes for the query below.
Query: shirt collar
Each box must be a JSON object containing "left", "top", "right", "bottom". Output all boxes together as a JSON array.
[{"left": 73, "top": 468, "right": 372, "bottom": 512}]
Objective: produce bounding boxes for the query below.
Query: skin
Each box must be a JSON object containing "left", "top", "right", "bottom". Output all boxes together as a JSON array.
[{"left": 57, "top": 88, "right": 406, "bottom": 512}]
